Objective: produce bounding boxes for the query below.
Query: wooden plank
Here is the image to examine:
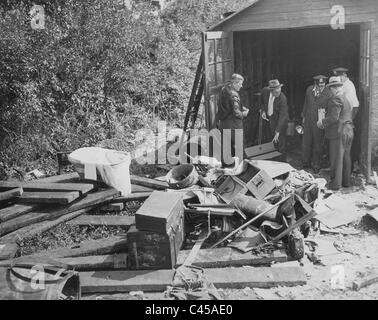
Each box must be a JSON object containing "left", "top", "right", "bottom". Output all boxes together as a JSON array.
[
  {"left": 36, "top": 172, "right": 80, "bottom": 183},
  {"left": 99, "top": 203, "right": 125, "bottom": 212},
  {"left": 0, "top": 204, "right": 38, "bottom": 223},
  {"left": 131, "top": 184, "right": 155, "bottom": 193},
  {"left": 0, "top": 181, "right": 94, "bottom": 195},
  {"left": 109, "top": 193, "right": 152, "bottom": 203},
  {"left": 27, "top": 235, "right": 128, "bottom": 259},
  {"left": 0, "top": 188, "right": 120, "bottom": 239},
  {"left": 0, "top": 188, "right": 23, "bottom": 202},
  {"left": 0, "top": 242, "right": 19, "bottom": 261},
  {"left": 80, "top": 269, "right": 175, "bottom": 293},
  {"left": 17, "top": 191, "right": 81, "bottom": 205},
  {"left": 0, "top": 253, "right": 128, "bottom": 271},
  {"left": 67, "top": 215, "right": 135, "bottom": 227},
  {"left": 205, "top": 266, "right": 307, "bottom": 289},
  {"left": 130, "top": 175, "right": 168, "bottom": 190},
  {"left": 1, "top": 207, "right": 94, "bottom": 243},
  {"left": 176, "top": 248, "right": 288, "bottom": 268},
  {"left": 353, "top": 273, "right": 378, "bottom": 291},
  {"left": 80, "top": 266, "right": 306, "bottom": 293},
  {"left": 59, "top": 254, "right": 128, "bottom": 271}
]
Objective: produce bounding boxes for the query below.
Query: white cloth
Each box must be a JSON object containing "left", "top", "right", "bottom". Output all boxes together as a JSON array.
[
  {"left": 268, "top": 92, "right": 275, "bottom": 116},
  {"left": 342, "top": 78, "right": 359, "bottom": 108}
]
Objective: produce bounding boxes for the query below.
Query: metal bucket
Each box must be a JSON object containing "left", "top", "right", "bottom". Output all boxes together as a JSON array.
[
  {"left": 166, "top": 164, "right": 199, "bottom": 189},
  {"left": 296, "top": 125, "right": 304, "bottom": 135}
]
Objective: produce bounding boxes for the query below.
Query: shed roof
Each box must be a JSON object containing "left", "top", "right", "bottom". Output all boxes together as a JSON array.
[{"left": 209, "top": 0, "right": 261, "bottom": 30}]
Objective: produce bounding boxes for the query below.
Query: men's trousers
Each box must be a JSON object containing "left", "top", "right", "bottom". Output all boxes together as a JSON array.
[
  {"left": 328, "top": 132, "right": 353, "bottom": 189},
  {"left": 302, "top": 122, "right": 324, "bottom": 169}
]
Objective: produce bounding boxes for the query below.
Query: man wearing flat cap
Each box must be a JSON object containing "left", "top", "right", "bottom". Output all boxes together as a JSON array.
[
  {"left": 333, "top": 67, "right": 360, "bottom": 171},
  {"left": 218, "top": 73, "right": 249, "bottom": 165},
  {"left": 317, "top": 76, "right": 354, "bottom": 190},
  {"left": 301, "top": 75, "right": 330, "bottom": 172},
  {"left": 261, "top": 79, "right": 289, "bottom": 161}
]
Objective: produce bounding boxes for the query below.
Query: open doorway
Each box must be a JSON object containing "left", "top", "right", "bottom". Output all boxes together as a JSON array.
[{"left": 234, "top": 25, "right": 361, "bottom": 168}]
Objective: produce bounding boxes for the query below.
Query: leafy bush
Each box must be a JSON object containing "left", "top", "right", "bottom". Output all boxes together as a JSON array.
[{"left": 0, "top": 0, "right": 249, "bottom": 179}]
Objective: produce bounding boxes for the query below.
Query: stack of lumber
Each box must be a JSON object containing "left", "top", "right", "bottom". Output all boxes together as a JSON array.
[{"left": 0, "top": 173, "right": 123, "bottom": 260}]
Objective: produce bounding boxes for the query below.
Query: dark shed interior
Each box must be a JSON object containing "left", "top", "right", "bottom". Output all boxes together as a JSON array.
[{"left": 235, "top": 25, "right": 361, "bottom": 148}]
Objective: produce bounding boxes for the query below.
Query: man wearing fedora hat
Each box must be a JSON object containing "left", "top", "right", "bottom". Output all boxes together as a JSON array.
[
  {"left": 261, "top": 79, "right": 289, "bottom": 161},
  {"left": 317, "top": 76, "right": 354, "bottom": 190},
  {"left": 218, "top": 73, "right": 249, "bottom": 166},
  {"left": 301, "top": 75, "right": 330, "bottom": 172}
]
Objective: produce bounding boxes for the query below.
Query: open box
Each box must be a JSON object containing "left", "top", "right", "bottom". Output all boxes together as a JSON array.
[{"left": 216, "top": 161, "right": 276, "bottom": 203}]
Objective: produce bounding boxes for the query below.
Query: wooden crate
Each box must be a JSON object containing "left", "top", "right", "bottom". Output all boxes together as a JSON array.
[
  {"left": 135, "top": 191, "right": 184, "bottom": 234},
  {"left": 127, "top": 214, "right": 185, "bottom": 270}
]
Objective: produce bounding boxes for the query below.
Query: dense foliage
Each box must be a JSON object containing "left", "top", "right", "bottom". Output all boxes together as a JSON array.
[{"left": 0, "top": 0, "right": 250, "bottom": 179}]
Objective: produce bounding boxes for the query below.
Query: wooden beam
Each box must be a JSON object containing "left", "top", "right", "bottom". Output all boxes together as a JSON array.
[
  {"left": 59, "top": 254, "right": 128, "bottom": 271},
  {"left": 176, "top": 248, "right": 288, "bottom": 268},
  {"left": 1, "top": 207, "right": 94, "bottom": 243},
  {"left": 0, "top": 253, "right": 128, "bottom": 271},
  {"left": 67, "top": 215, "right": 135, "bottom": 227},
  {"left": 29, "top": 235, "right": 128, "bottom": 259},
  {"left": 99, "top": 203, "right": 125, "bottom": 212},
  {"left": 131, "top": 184, "right": 155, "bottom": 193},
  {"left": 130, "top": 175, "right": 168, "bottom": 190},
  {"left": 0, "top": 188, "right": 120, "bottom": 239},
  {"left": 80, "top": 269, "right": 175, "bottom": 293},
  {"left": 0, "top": 204, "right": 39, "bottom": 223},
  {"left": 36, "top": 172, "right": 80, "bottom": 183},
  {"left": 80, "top": 266, "right": 306, "bottom": 293},
  {"left": 0, "top": 187, "right": 23, "bottom": 202},
  {"left": 353, "top": 273, "right": 378, "bottom": 291},
  {"left": 0, "top": 181, "right": 94, "bottom": 195},
  {"left": 109, "top": 193, "right": 152, "bottom": 203},
  {"left": 17, "top": 191, "right": 81, "bottom": 205},
  {"left": 0, "top": 242, "right": 19, "bottom": 261},
  {"left": 204, "top": 266, "right": 306, "bottom": 289}
]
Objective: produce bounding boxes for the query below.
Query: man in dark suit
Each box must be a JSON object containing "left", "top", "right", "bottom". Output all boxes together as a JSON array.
[
  {"left": 317, "top": 76, "right": 354, "bottom": 190},
  {"left": 218, "top": 73, "right": 249, "bottom": 166},
  {"left": 301, "top": 75, "right": 330, "bottom": 172},
  {"left": 261, "top": 79, "right": 289, "bottom": 161}
]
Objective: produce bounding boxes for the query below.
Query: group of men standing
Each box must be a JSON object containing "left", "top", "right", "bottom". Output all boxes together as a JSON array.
[
  {"left": 302, "top": 67, "right": 358, "bottom": 190},
  {"left": 218, "top": 67, "right": 359, "bottom": 191}
]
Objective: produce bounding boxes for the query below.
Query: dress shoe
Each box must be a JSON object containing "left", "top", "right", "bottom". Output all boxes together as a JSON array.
[
  {"left": 327, "top": 182, "right": 340, "bottom": 191},
  {"left": 312, "top": 166, "right": 320, "bottom": 174}
]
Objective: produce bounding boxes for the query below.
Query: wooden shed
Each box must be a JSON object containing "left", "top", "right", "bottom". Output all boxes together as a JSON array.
[{"left": 202, "top": 0, "right": 378, "bottom": 178}]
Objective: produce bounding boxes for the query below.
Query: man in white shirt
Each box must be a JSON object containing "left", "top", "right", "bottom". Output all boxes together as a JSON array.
[{"left": 333, "top": 67, "right": 359, "bottom": 119}]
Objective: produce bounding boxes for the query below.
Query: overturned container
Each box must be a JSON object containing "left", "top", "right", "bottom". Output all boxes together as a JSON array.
[{"left": 68, "top": 147, "right": 131, "bottom": 196}]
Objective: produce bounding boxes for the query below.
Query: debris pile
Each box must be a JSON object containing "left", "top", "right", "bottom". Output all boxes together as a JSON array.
[{"left": 0, "top": 154, "right": 366, "bottom": 300}]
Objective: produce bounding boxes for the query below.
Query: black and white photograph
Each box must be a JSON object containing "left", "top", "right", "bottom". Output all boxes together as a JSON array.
[{"left": 0, "top": 0, "right": 378, "bottom": 304}]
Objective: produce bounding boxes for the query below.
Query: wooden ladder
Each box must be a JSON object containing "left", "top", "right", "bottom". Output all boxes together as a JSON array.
[{"left": 183, "top": 53, "right": 204, "bottom": 132}]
